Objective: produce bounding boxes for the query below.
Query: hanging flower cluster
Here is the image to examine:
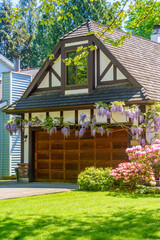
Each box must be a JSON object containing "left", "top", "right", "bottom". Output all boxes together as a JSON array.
[
  {"left": 4, "top": 101, "right": 160, "bottom": 145},
  {"left": 110, "top": 162, "right": 156, "bottom": 189}
]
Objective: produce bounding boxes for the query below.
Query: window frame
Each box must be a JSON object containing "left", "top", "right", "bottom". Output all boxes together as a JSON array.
[{"left": 65, "top": 49, "right": 88, "bottom": 89}]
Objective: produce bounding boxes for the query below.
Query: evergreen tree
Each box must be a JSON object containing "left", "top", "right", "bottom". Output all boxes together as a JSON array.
[
  {"left": 0, "top": 0, "right": 29, "bottom": 64},
  {"left": 18, "top": 0, "right": 38, "bottom": 68}
]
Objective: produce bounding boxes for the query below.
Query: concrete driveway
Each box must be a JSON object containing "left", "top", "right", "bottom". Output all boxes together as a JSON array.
[{"left": 0, "top": 181, "right": 78, "bottom": 200}]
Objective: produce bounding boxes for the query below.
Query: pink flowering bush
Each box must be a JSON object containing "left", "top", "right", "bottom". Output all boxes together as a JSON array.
[
  {"left": 126, "top": 139, "right": 160, "bottom": 178},
  {"left": 110, "top": 162, "right": 156, "bottom": 190}
]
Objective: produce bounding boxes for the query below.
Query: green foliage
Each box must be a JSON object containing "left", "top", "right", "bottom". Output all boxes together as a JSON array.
[
  {"left": 125, "top": 0, "right": 160, "bottom": 39},
  {"left": 135, "top": 185, "right": 160, "bottom": 194},
  {"left": 77, "top": 167, "right": 114, "bottom": 191}
]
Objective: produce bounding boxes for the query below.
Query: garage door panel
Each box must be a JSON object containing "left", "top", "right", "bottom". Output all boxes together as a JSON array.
[
  {"left": 80, "top": 141, "right": 94, "bottom": 149},
  {"left": 37, "top": 151, "right": 49, "bottom": 159},
  {"left": 65, "top": 141, "right": 78, "bottom": 150},
  {"left": 80, "top": 151, "right": 94, "bottom": 161},
  {"left": 65, "top": 171, "right": 79, "bottom": 180},
  {"left": 51, "top": 151, "right": 64, "bottom": 160},
  {"left": 51, "top": 161, "right": 63, "bottom": 170},
  {"left": 80, "top": 161, "right": 94, "bottom": 171},
  {"left": 96, "top": 151, "right": 110, "bottom": 161},
  {"left": 37, "top": 133, "right": 49, "bottom": 141},
  {"left": 112, "top": 141, "right": 128, "bottom": 149},
  {"left": 37, "top": 161, "right": 49, "bottom": 169},
  {"left": 96, "top": 161, "right": 111, "bottom": 168},
  {"left": 51, "top": 143, "right": 64, "bottom": 150},
  {"left": 65, "top": 162, "right": 78, "bottom": 170},
  {"left": 96, "top": 141, "right": 110, "bottom": 149},
  {"left": 112, "top": 152, "right": 128, "bottom": 161},
  {"left": 35, "top": 130, "right": 128, "bottom": 182},
  {"left": 65, "top": 152, "right": 79, "bottom": 161},
  {"left": 50, "top": 132, "right": 63, "bottom": 140},
  {"left": 51, "top": 171, "right": 64, "bottom": 180},
  {"left": 37, "top": 143, "right": 49, "bottom": 150},
  {"left": 37, "top": 170, "right": 49, "bottom": 179}
]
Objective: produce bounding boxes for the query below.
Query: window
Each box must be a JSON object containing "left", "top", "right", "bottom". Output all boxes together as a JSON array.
[{"left": 66, "top": 51, "right": 87, "bottom": 86}]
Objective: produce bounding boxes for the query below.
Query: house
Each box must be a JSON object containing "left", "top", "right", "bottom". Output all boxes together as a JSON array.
[
  {"left": 3, "top": 20, "right": 160, "bottom": 182},
  {"left": 0, "top": 54, "right": 39, "bottom": 177}
]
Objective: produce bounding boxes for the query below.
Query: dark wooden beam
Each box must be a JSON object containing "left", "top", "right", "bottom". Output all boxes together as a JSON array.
[
  {"left": 49, "top": 69, "right": 52, "bottom": 87},
  {"left": 50, "top": 67, "right": 61, "bottom": 82},
  {"left": 88, "top": 40, "right": 94, "bottom": 93},
  {"left": 99, "top": 62, "right": 113, "bottom": 82},
  {"left": 97, "top": 48, "right": 100, "bottom": 85},
  {"left": 21, "top": 114, "right": 24, "bottom": 164},
  {"left": 113, "top": 65, "right": 117, "bottom": 82},
  {"left": 75, "top": 110, "right": 78, "bottom": 124},
  {"left": 61, "top": 44, "right": 65, "bottom": 95},
  {"left": 92, "top": 36, "right": 141, "bottom": 88}
]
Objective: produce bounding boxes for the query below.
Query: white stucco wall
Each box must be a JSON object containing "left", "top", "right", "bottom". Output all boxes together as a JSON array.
[
  {"left": 63, "top": 111, "right": 75, "bottom": 123},
  {"left": 32, "top": 112, "right": 46, "bottom": 121},
  {"left": 65, "top": 89, "right": 88, "bottom": 95},
  {"left": 38, "top": 73, "right": 49, "bottom": 88},
  {"left": 65, "top": 40, "right": 88, "bottom": 47},
  {"left": 49, "top": 112, "right": 60, "bottom": 118}
]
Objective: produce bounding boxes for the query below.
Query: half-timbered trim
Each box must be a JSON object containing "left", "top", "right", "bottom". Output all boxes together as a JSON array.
[
  {"left": 49, "top": 69, "right": 52, "bottom": 87},
  {"left": 99, "top": 62, "right": 113, "bottom": 83},
  {"left": 75, "top": 110, "right": 78, "bottom": 124},
  {"left": 88, "top": 39, "right": 95, "bottom": 93},
  {"left": 61, "top": 44, "right": 65, "bottom": 95},
  {"left": 50, "top": 67, "right": 61, "bottom": 82},
  {"left": 92, "top": 36, "right": 141, "bottom": 88}
]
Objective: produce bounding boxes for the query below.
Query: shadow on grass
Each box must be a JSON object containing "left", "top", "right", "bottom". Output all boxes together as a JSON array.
[{"left": 0, "top": 208, "right": 160, "bottom": 240}]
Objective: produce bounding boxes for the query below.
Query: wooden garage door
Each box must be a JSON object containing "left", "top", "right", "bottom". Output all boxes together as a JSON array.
[{"left": 35, "top": 130, "right": 128, "bottom": 182}]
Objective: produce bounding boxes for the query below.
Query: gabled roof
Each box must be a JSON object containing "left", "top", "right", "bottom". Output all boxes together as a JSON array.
[
  {"left": 4, "top": 86, "right": 147, "bottom": 113},
  {"left": 4, "top": 20, "right": 160, "bottom": 113},
  {"left": 21, "top": 68, "right": 40, "bottom": 79},
  {"left": 0, "top": 54, "right": 14, "bottom": 69},
  {"left": 62, "top": 20, "right": 160, "bottom": 101}
]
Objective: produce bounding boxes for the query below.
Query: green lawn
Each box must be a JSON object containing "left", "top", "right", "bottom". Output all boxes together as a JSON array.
[{"left": 0, "top": 191, "right": 160, "bottom": 240}]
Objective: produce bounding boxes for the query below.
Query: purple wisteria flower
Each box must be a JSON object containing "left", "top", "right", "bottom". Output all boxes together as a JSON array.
[
  {"left": 97, "top": 126, "right": 104, "bottom": 136},
  {"left": 28, "top": 121, "right": 32, "bottom": 126},
  {"left": 92, "top": 129, "right": 96, "bottom": 137},
  {"left": 75, "top": 131, "right": 79, "bottom": 137},
  {"left": 61, "top": 127, "right": 70, "bottom": 138},
  {"left": 106, "top": 110, "right": 111, "bottom": 119},
  {"left": 79, "top": 128, "right": 85, "bottom": 137},
  {"left": 139, "top": 115, "right": 144, "bottom": 124},
  {"left": 80, "top": 113, "right": 87, "bottom": 122},
  {"left": 97, "top": 107, "right": 106, "bottom": 117}
]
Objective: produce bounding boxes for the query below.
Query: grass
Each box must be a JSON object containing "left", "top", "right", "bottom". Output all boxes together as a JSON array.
[{"left": 0, "top": 191, "right": 160, "bottom": 240}]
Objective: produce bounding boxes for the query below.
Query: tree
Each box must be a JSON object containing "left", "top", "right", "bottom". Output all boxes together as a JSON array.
[
  {"left": 31, "top": 0, "right": 117, "bottom": 67},
  {"left": 125, "top": 0, "right": 160, "bottom": 39},
  {"left": 0, "top": 0, "right": 30, "bottom": 63},
  {"left": 18, "top": 0, "right": 38, "bottom": 68}
]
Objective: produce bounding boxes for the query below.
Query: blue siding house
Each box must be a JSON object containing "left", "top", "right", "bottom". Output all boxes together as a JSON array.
[{"left": 0, "top": 55, "right": 39, "bottom": 176}]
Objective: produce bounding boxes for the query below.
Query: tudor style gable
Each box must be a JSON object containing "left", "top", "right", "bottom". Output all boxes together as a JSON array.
[{"left": 28, "top": 35, "right": 135, "bottom": 98}]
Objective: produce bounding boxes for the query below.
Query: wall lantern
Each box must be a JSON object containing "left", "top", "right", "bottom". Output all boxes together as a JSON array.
[{"left": 24, "top": 135, "right": 28, "bottom": 142}]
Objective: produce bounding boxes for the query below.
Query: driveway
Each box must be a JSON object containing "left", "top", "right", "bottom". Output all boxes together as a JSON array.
[{"left": 0, "top": 181, "right": 78, "bottom": 200}]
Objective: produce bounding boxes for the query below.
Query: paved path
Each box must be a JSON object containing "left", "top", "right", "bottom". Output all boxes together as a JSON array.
[{"left": 0, "top": 181, "right": 78, "bottom": 200}]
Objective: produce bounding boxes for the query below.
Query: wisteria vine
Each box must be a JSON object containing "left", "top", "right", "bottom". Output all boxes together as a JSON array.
[{"left": 4, "top": 101, "right": 160, "bottom": 146}]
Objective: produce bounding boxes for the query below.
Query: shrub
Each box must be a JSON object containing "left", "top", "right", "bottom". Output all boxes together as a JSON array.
[
  {"left": 135, "top": 185, "right": 160, "bottom": 194},
  {"left": 110, "top": 162, "right": 156, "bottom": 190},
  {"left": 126, "top": 139, "right": 160, "bottom": 178},
  {"left": 77, "top": 167, "right": 114, "bottom": 191}
]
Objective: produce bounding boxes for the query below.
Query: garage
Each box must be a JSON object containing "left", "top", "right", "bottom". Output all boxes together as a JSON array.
[{"left": 35, "top": 130, "right": 128, "bottom": 182}]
